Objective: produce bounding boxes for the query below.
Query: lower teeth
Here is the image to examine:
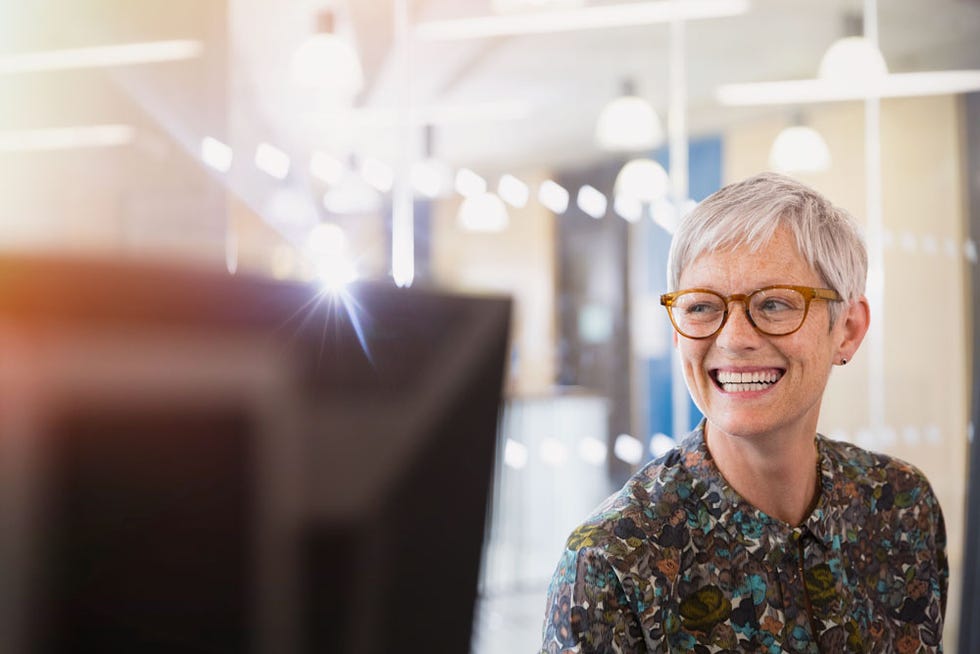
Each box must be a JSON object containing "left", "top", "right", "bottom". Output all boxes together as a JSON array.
[{"left": 722, "top": 382, "right": 773, "bottom": 392}]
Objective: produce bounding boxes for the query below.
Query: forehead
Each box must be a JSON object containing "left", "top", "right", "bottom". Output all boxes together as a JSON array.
[{"left": 678, "top": 227, "right": 820, "bottom": 289}]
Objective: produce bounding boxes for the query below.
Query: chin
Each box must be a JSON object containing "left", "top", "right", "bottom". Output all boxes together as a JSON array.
[{"left": 706, "top": 419, "right": 770, "bottom": 440}]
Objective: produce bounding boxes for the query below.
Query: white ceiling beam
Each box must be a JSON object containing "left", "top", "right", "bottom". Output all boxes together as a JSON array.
[
  {"left": 415, "top": 0, "right": 750, "bottom": 41},
  {"left": 717, "top": 70, "right": 980, "bottom": 105},
  {"left": 0, "top": 40, "right": 203, "bottom": 75}
]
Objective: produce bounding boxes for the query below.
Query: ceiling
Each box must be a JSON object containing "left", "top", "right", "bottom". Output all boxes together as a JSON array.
[
  {"left": 2, "top": 0, "right": 980, "bottom": 201},
  {"left": 339, "top": 0, "right": 980, "bottom": 173}
]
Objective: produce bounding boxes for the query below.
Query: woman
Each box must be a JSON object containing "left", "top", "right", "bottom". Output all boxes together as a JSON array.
[{"left": 540, "top": 173, "right": 947, "bottom": 653}]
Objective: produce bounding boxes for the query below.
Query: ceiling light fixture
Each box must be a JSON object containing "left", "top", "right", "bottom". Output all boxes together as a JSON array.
[
  {"left": 455, "top": 168, "right": 488, "bottom": 197},
  {"left": 718, "top": 70, "right": 980, "bottom": 105},
  {"left": 415, "top": 0, "right": 750, "bottom": 40},
  {"left": 538, "top": 180, "right": 570, "bottom": 214},
  {"left": 578, "top": 436, "right": 608, "bottom": 466},
  {"left": 769, "top": 124, "right": 831, "bottom": 173},
  {"left": 613, "top": 433, "right": 644, "bottom": 465},
  {"left": 498, "top": 174, "right": 530, "bottom": 208},
  {"left": 649, "top": 433, "right": 675, "bottom": 458},
  {"left": 818, "top": 35, "right": 887, "bottom": 83},
  {"left": 457, "top": 192, "right": 510, "bottom": 232},
  {"left": 315, "top": 254, "right": 359, "bottom": 294},
  {"left": 0, "top": 124, "right": 135, "bottom": 152},
  {"left": 576, "top": 185, "right": 608, "bottom": 219},
  {"left": 595, "top": 80, "right": 664, "bottom": 152},
  {"left": 254, "top": 142, "right": 291, "bottom": 180},
  {"left": 201, "top": 137, "right": 233, "bottom": 172},
  {"left": 503, "top": 439, "right": 529, "bottom": 470},
  {"left": 290, "top": 10, "right": 364, "bottom": 102},
  {"left": 718, "top": 12, "right": 980, "bottom": 106},
  {"left": 411, "top": 125, "right": 453, "bottom": 198},
  {"left": 0, "top": 40, "right": 203, "bottom": 75},
  {"left": 614, "top": 158, "right": 669, "bottom": 204},
  {"left": 306, "top": 222, "right": 359, "bottom": 292}
]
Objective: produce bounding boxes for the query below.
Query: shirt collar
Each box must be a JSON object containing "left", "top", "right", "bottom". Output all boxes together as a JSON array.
[{"left": 677, "top": 423, "right": 848, "bottom": 559}]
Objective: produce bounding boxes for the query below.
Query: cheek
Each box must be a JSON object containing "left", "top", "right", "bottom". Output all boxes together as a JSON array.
[
  {"left": 788, "top": 342, "right": 835, "bottom": 386},
  {"left": 678, "top": 342, "right": 711, "bottom": 378},
  {"left": 800, "top": 328, "right": 839, "bottom": 367}
]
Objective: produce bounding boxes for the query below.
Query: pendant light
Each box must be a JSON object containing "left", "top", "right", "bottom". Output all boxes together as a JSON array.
[
  {"left": 457, "top": 191, "right": 509, "bottom": 232},
  {"left": 614, "top": 158, "right": 669, "bottom": 204},
  {"left": 769, "top": 113, "right": 831, "bottom": 173},
  {"left": 818, "top": 14, "right": 887, "bottom": 85},
  {"left": 290, "top": 9, "right": 364, "bottom": 103},
  {"left": 411, "top": 125, "right": 453, "bottom": 199},
  {"left": 818, "top": 36, "right": 888, "bottom": 84},
  {"left": 718, "top": 10, "right": 980, "bottom": 105},
  {"left": 595, "top": 79, "right": 664, "bottom": 152}
]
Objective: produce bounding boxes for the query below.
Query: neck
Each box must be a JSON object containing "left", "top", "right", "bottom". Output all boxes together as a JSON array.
[{"left": 704, "top": 422, "right": 821, "bottom": 526}]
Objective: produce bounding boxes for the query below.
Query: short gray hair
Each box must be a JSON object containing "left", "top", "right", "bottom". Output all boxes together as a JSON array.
[{"left": 667, "top": 172, "right": 867, "bottom": 325}]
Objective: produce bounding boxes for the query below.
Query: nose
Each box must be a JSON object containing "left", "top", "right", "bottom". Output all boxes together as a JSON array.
[{"left": 715, "top": 300, "right": 763, "bottom": 350}]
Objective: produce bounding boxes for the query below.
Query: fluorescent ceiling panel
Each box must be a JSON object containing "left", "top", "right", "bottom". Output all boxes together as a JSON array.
[
  {"left": 717, "top": 70, "right": 980, "bottom": 105},
  {"left": 0, "top": 125, "right": 136, "bottom": 151},
  {"left": 415, "top": 0, "right": 750, "bottom": 40},
  {"left": 0, "top": 40, "right": 203, "bottom": 75}
]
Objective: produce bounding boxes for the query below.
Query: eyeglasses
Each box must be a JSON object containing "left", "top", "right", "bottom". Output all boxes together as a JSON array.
[{"left": 660, "top": 285, "right": 842, "bottom": 339}]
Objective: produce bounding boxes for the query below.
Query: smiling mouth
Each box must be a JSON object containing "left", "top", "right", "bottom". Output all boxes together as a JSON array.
[{"left": 713, "top": 369, "right": 783, "bottom": 393}]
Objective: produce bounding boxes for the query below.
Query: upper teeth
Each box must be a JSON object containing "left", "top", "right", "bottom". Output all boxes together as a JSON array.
[{"left": 717, "top": 370, "right": 780, "bottom": 384}]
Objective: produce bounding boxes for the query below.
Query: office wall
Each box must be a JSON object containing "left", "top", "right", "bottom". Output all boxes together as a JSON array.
[
  {"left": 0, "top": 1, "right": 229, "bottom": 265},
  {"left": 429, "top": 170, "right": 557, "bottom": 397},
  {"left": 959, "top": 90, "right": 980, "bottom": 654}
]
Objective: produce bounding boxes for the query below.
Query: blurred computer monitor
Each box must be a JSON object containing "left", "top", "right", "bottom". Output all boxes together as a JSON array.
[{"left": 0, "top": 256, "right": 511, "bottom": 654}]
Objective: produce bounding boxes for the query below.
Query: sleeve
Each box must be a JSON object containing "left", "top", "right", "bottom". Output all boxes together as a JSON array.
[
  {"left": 540, "top": 547, "right": 650, "bottom": 654},
  {"left": 928, "top": 486, "right": 948, "bottom": 621},
  {"left": 910, "top": 475, "right": 948, "bottom": 651}
]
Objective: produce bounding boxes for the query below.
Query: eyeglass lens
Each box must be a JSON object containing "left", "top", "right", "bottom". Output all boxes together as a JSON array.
[{"left": 670, "top": 287, "right": 809, "bottom": 337}]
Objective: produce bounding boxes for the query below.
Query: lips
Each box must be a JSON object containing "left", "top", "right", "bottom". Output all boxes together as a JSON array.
[{"left": 712, "top": 369, "right": 783, "bottom": 393}]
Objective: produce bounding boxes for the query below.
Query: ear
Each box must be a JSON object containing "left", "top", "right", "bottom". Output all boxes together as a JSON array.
[
  {"left": 673, "top": 330, "right": 679, "bottom": 348},
  {"left": 835, "top": 295, "right": 870, "bottom": 364}
]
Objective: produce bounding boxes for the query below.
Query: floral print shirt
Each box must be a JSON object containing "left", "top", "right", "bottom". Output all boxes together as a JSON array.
[{"left": 540, "top": 425, "right": 948, "bottom": 653}]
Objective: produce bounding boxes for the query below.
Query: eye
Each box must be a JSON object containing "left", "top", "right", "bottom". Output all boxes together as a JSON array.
[
  {"left": 752, "top": 289, "right": 806, "bottom": 316},
  {"left": 685, "top": 302, "right": 716, "bottom": 314},
  {"left": 681, "top": 301, "right": 724, "bottom": 320},
  {"left": 673, "top": 292, "right": 724, "bottom": 322},
  {"left": 758, "top": 298, "right": 794, "bottom": 312}
]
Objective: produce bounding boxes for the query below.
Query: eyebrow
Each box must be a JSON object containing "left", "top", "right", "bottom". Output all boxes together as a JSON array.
[{"left": 677, "top": 281, "right": 815, "bottom": 292}]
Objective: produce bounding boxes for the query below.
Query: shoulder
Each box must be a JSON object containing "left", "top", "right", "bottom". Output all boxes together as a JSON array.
[
  {"left": 822, "top": 436, "right": 933, "bottom": 486},
  {"left": 818, "top": 436, "right": 949, "bottom": 627},
  {"left": 820, "top": 436, "right": 943, "bottom": 517},
  {"left": 567, "top": 436, "right": 699, "bottom": 552},
  {"left": 545, "top": 437, "right": 699, "bottom": 642}
]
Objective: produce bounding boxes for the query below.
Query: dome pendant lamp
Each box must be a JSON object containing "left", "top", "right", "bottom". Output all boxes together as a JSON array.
[{"left": 595, "top": 79, "right": 664, "bottom": 153}]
